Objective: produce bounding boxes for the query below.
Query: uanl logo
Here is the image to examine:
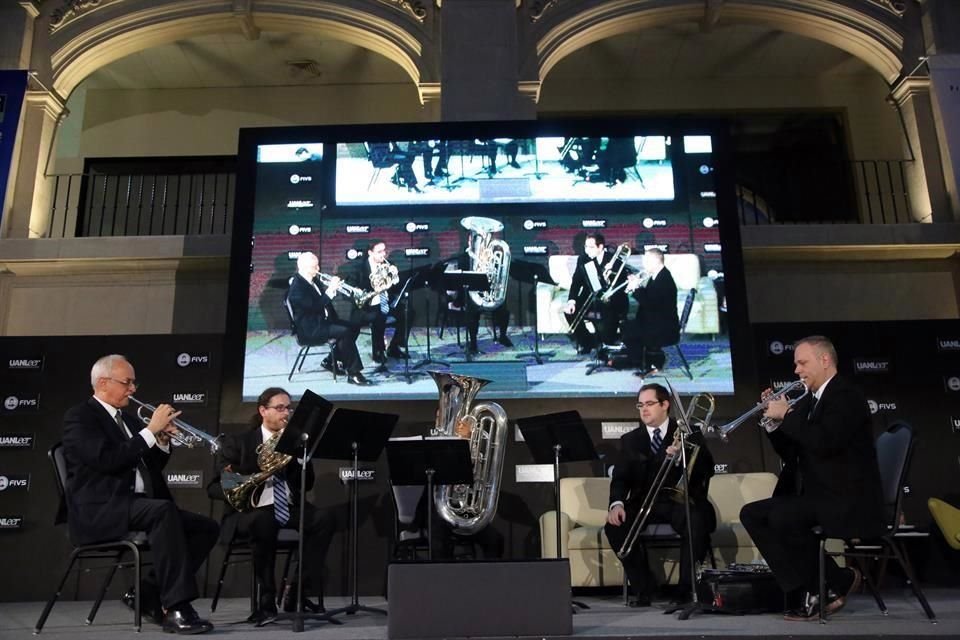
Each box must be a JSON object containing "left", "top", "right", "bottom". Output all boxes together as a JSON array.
[
  {"left": 0, "top": 434, "right": 33, "bottom": 449},
  {"left": 0, "top": 474, "right": 30, "bottom": 491},
  {"left": 867, "top": 399, "right": 897, "bottom": 415},
  {"left": 2, "top": 394, "right": 39, "bottom": 412},
  {"left": 404, "top": 222, "right": 430, "bottom": 233},
  {"left": 714, "top": 463, "right": 729, "bottom": 474},
  {"left": 338, "top": 467, "right": 376, "bottom": 482},
  {"left": 854, "top": 358, "right": 891, "bottom": 374},
  {"left": 950, "top": 416, "right": 960, "bottom": 434},
  {"left": 165, "top": 471, "right": 203, "bottom": 488},
  {"left": 769, "top": 379, "right": 795, "bottom": 391},
  {"left": 8, "top": 358, "right": 43, "bottom": 370},
  {"left": 769, "top": 340, "right": 794, "bottom": 356},
  {"left": 404, "top": 247, "right": 430, "bottom": 257},
  {"left": 0, "top": 517, "right": 23, "bottom": 529},
  {"left": 703, "top": 243, "right": 722, "bottom": 253},
  {"left": 287, "top": 251, "right": 305, "bottom": 260},
  {"left": 286, "top": 199, "right": 314, "bottom": 209},
  {"left": 945, "top": 376, "right": 960, "bottom": 392},
  {"left": 601, "top": 421, "right": 640, "bottom": 440},
  {"left": 643, "top": 244, "right": 669, "bottom": 253},
  {"left": 176, "top": 352, "right": 209, "bottom": 368},
  {"left": 581, "top": 219, "right": 607, "bottom": 228},
  {"left": 289, "top": 174, "right": 312, "bottom": 184},
  {"left": 288, "top": 224, "right": 313, "bottom": 236},
  {"left": 523, "top": 246, "right": 548, "bottom": 255},
  {"left": 522, "top": 219, "right": 547, "bottom": 230},
  {"left": 641, "top": 217, "right": 667, "bottom": 229},
  {"left": 937, "top": 338, "right": 960, "bottom": 352},
  {"left": 345, "top": 224, "right": 370, "bottom": 234},
  {"left": 172, "top": 393, "right": 206, "bottom": 405}
]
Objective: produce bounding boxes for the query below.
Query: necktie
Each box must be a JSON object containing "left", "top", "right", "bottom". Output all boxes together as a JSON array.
[
  {"left": 115, "top": 411, "right": 128, "bottom": 437},
  {"left": 807, "top": 395, "right": 819, "bottom": 420},
  {"left": 379, "top": 291, "right": 389, "bottom": 314},
  {"left": 273, "top": 471, "right": 290, "bottom": 525},
  {"left": 651, "top": 427, "right": 663, "bottom": 456}
]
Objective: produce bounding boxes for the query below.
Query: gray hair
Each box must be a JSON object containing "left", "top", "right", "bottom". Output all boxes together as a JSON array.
[
  {"left": 794, "top": 335, "right": 838, "bottom": 366},
  {"left": 90, "top": 354, "right": 129, "bottom": 389}
]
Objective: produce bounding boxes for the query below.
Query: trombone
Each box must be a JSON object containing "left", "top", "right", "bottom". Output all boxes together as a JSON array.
[
  {"left": 709, "top": 380, "right": 808, "bottom": 442},
  {"left": 616, "top": 381, "right": 714, "bottom": 559},
  {"left": 128, "top": 396, "right": 222, "bottom": 454}
]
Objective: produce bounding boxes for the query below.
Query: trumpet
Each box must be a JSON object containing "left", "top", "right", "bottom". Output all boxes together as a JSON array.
[
  {"left": 128, "top": 396, "right": 222, "bottom": 454},
  {"left": 314, "top": 272, "right": 373, "bottom": 307},
  {"left": 710, "top": 380, "right": 808, "bottom": 442}
]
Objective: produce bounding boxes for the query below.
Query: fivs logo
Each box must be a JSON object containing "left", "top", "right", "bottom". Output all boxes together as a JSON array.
[
  {"left": 769, "top": 341, "right": 794, "bottom": 356},
  {"left": 2, "top": 395, "right": 39, "bottom": 412},
  {"left": 176, "top": 353, "right": 209, "bottom": 368},
  {"left": 0, "top": 475, "right": 29, "bottom": 491}
]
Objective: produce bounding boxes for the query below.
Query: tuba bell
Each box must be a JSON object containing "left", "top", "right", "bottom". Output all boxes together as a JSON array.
[
  {"left": 429, "top": 371, "right": 508, "bottom": 535},
  {"left": 461, "top": 216, "right": 511, "bottom": 310}
]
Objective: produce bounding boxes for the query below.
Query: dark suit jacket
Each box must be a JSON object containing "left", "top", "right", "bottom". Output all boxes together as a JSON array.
[
  {"left": 62, "top": 398, "right": 172, "bottom": 546},
  {"left": 287, "top": 273, "right": 340, "bottom": 341},
  {"left": 631, "top": 267, "right": 680, "bottom": 348},
  {"left": 207, "top": 426, "right": 315, "bottom": 543},
  {"left": 767, "top": 375, "right": 884, "bottom": 538},
  {"left": 609, "top": 418, "right": 717, "bottom": 533},
  {"left": 567, "top": 248, "right": 628, "bottom": 315}
]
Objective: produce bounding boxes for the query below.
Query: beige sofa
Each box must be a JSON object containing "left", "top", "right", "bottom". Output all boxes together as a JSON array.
[
  {"left": 535, "top": 254, "right": 719, "bottom": 337},
  {"left": 539, "top": 473, "right": 779, "bottom": 587}
]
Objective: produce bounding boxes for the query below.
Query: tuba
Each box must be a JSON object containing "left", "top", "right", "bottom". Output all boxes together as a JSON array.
[
  {"left": 221, "top": 430, "right": 293, "bottom": 511},
  {"left": 429, "top": 371, "right": 508, "bottom": 535},
  {"left": 461, "top": 216, "right": 511, "bottom": 310}
]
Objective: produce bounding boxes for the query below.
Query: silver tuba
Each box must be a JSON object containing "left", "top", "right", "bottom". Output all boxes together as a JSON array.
[
  {"left": 429, "top": 371, "right": 508, "bottom": 535},
  {"left": 461, "top": 216, "right": 511, "bottom": 310}
]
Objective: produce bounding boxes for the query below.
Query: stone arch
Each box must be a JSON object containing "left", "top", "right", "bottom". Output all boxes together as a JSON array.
[
  {"left": 49, "top": 5, "right": 430, "bottom": 102},
  {"left": 534, "top": 1, "right": 905, "bottom": 98}
]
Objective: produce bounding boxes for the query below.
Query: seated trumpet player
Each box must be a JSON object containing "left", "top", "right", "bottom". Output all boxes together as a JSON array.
[
  {"left": 605, "top": 383, "right": 715, "bottom": 607},
  {"left": 351, "top": 241, "right": 411, "bottom": 363},
  {"left": 622, "top": 248, "right": 679, "bottom": 373},
  {"left": 207, "top": 387, "right": 336, "bottom": 624},
  {"left": 563, "top": 234, "right": 628, "bottom": 355},
  {"left": 287, "top": 251, "right": 371, "bottom": 385},
  {"left": 62, "top": 355, "right": 219, "bottom": 633}
]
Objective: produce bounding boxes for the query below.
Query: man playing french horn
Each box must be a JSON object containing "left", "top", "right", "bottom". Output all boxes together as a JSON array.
[
  {"left": 605, "top": 383, "right": 715, "bottom": 607},
  {"left": 351, "top": 240, "right": 411, "bottom": 364},
  {"left": 207, "top": 387, "right": 335, "bottom": 624}
]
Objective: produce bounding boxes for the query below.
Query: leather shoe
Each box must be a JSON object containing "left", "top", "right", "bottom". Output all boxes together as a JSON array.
[
  {"left": 321, "top": 358, "right": 346, "bottom": 375},
  {"left": 282, "top": 595, "right": 325, "bottom": 614},
  {"left": 386, "top": 346, "right": 409, "bottom": 359},
  {"left": 121, "top": 586, "right": 163, "bottom": 625},
  {"left": 626, "top": 594, "right": 652, "bottom": 608},
  {"left": 347, "top": 373, "right": 373, "bottom": 386},
  {"left": 161, "top": 603, "right": 213, "bottom": 634},
  {"left": 826, "top": 567, "right": 862, "bottom": 615},
  {"left": 371, "top": 352, "right": 386, "bottom": 364},
  {"left": 496, "top": 335, "right": 514, "bottom": 347},
  {"left": 246, "top": 604, "right": 278, "bottom": 626}
]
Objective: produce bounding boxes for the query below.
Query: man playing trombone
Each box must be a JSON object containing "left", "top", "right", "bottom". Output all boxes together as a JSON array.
[
  {"left": 563, "top": 233, "right": 628, "bottom": 355},
  {"left": 61, "top": 354, "right": 219, "bottom": 633},
  {"left": 604, "top": 383, "right": 715, "bottom": 607}
]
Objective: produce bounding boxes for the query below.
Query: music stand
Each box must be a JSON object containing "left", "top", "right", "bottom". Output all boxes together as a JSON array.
[
  {"left": 267, "top": 390, "right": 340, "bottom": 631},
  {"left": 407, "top": 261, "right": 450, "bottom": 370},
  {"left": 315, "top": 407, "right": 399, "bottom": 620},
  {"left": 509, "top": 260, "right": 557, "bottom": 365},
  {"left": 386, "top": 438, "right": 473, "bottom": 560},
  {"left": 388, "top": 273, "right": 418, "bottom": 384},
  {"left": 438, "top": 269, "right": 489, "bottom": 362},
  {"left": 517, "top": 411, "right": 597, "bottom": 612}
]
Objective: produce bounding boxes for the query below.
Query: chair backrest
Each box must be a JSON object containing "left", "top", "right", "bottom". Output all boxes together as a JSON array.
[
  {"left": 559, "top": 477, "right": 611, "bottom": 527},
  {"left": 678, "top": 288, "right": 697, "bottom": 334},
  {"left": 283, "top": 276, "right": 304, "bottom": 342},
  {"left": 708, "top": 472, "right": 779, "bottom": 524},
  {"left": 49, "top": 442, "right": 69, "bottom": 525},
  {"left": 875, "top": 421, "right": 915, "bottom": 528},
  {"left": 366, "top": 142, "right": 395, "bottom": 168}
]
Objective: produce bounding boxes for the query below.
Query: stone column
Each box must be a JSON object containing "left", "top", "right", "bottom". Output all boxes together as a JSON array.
[
  {"left": 926, "top": 54, "right": 960, "bottom": 220},
  {"left": 440, "top": 0, "right": 535, "bottom": 121}
]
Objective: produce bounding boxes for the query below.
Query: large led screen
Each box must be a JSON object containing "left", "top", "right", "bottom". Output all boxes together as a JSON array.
[{"left": 228, "top": 121, "right": 747, "bottom": 402}]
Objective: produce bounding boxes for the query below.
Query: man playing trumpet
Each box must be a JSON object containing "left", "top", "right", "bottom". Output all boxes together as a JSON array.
[
  {"left": 62, "top": 355, "right": 219, "bottom": 633},
  {"left": 207, "top": 387, "right": 335, "bottom": 624}
]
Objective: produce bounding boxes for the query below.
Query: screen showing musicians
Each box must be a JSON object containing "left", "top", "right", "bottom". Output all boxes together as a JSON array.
[
  {"left": 61, "top": 355, "right": 219, "bottom": 633},
  {"left": 287, "top": 252, "right": 372, "bottom": 386},
  {"left": 207, "top": 387, "right": 335, "bottom": 625},
  {"left": 563, "top": 233, "right": 629, "bottom": 355},
  {"left": 605, "top": 383, "right": 715, "bottom": 607},
  {"left": 350, "top": 241, "right": 411, "bottom": 364}
]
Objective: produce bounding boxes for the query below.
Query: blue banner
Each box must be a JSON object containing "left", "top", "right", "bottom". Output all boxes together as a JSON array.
[{"left": 0, "top": 70, "right": 29, "bottom": 227}]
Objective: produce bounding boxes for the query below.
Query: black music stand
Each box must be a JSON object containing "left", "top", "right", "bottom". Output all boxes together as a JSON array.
[
  {"left": 316, "top": 407, "right": 399, "bottom": 620},
  {"left": 267, "top": 390, "right": 340, "bottom": 631},
  {"left": 407, "top": 261, "right": 450, "bottom": 370},
  {"left": 509, "top": 260, "right": 556, "bottom": 365},
  {"left": 438, "top": 269, "right": 490, "bottom": 362},
  {"left": 517, "top": 411, "right": 597, "bottom": 612},
  {"left": 386, "top": 438, "right": 473, "bottom": 560},
  {"left": 388, "top": 273, "right": 419, "bottom": 384}
]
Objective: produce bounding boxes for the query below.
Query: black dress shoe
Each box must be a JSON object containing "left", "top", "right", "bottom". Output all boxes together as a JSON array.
[
  {"left": 121, "top": 587, "right": 164, "bottom": 625},
  {"left": 321, "top": 358, "right": 346, "bottom": 375},
  {"left": 626, "top": 594, "right": 652, "bottom": 608},
  {"left": 246, "top": 604, "right": 278, "bottom": 626},
  {"left": 386, "top": 346, "right": 409, "bottom": 359},
  {"left": 371, "top": 352, "right": 386, "bottom": 364},
  {"left": 161, "top": 603, "right": 213, "bottom": 634},
  {"left": 496, "top": 335, "right": 514, "bottom": 347},
  {"left": 347, "top": 372, "right": 373, "bottom": 385},
  {"left": 282, "top": 595, "right": 325, "bottom": 614}
]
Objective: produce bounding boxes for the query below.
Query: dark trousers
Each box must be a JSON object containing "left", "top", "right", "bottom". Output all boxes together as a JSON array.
[
  {"left": 128, "top": 497, "right": 219, "bottom": 609},
  {"left": 565, "top": 304, "right": 622, "bottom": 350},
  {"left": 466, "top": 303, "right": 509, "bottom": 349},
  {"left": 233, "top": 503, "right": 335, "bottom": 605},
  {"left": 740, "top": 495, "right": 844, "bottom": 594},
  {"left": 604, "top": 498, "right": 711, "bottom": 596},
  {"left": 355, "top": 302, "right": 412, "bottom": 356},
  {"left": 323, "top": 319, "right": 364, "bottom": 374}
]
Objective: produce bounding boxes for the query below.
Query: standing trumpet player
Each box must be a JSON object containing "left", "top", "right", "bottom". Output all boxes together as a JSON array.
[
  {"left": 604, "top": 383, "right": 715, "bottom": 607},
  {"left": 207, "top": 387, "right": 335, "bottom": 624},
  {"left": 61, "top": 355, "right": 219, "bottom": 633}
]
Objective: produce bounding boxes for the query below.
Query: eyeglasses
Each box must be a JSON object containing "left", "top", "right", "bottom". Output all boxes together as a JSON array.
[
  {"left": 266, "top": 404, "right": 292, "bottom": 413},
  {"left": 105, "top": 377, "right": 138, "bottom": 388},
  {"left": 635, "top": 400, "right": 662, "bottom": 409}
]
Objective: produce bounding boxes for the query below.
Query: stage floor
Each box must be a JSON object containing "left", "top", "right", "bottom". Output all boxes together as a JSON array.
[{"left": 5, "top": 590, "right": 957, "bottom": 639}]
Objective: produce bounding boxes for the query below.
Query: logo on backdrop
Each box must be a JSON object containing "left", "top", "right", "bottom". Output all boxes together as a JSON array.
[
  {"left": 601, "top": 421, "right": 640, "bottom": 439},
  {"left": 7, "top": 357, "right": 43, "bottom": 371},
  {"left": 853, "top": 358, "right": 891, "bottom": 375},
  {"left": 581, "top": 219, "right": 607, "bottom": 228},
  {"left": 769, "top": 340, "right": 794, "bottom": 356},
  {"left": 176, "top": 352, "right": 209, "bottom": 368},
  {"left": 0, "top": 516, "right": 23, "bottom": 530},
  {"left": 404, "top": 222, "right": 430, "bottom": 233},
  {"left": 288, "top": 224, "right": 313, "bottom": 236},
  {"left": 404, "top": 248, "right": 430, "bottom": 258},
  {"left": 289, "top": 174, "right": 312, "bottom": 184},
  {"left": 338, "top": 467, "right": 376, "bottom": 482},
  {"left": 345, "top": 225, "right": 370, "bottom": 233},
  {"left": 171, "top": 392, "right": 206, "bottom": 405},
  {"left": 936, "top": 337, "right": 960, "bottom": 352},
  {"left": 866, "top": 399, "right": 898, "bottom": 415},
  {"left": 522, "top": 219, "right": 547, "bottom": 230},
  {"left": 945, "top": 376, "right": 960, "bottom": 393},
  {"left": 0, "top": 433, "right": 33, "bottom": 448},
  {"left": 165, "top": 471, "right": 203, "bottom": 488},
  {"left": 2, "top": 394, "right": 39, "bottom": 413},
  {"left": 950, "top": 417, "right": 960, "bottom": 434},
  {"left": 714, "top": 464, "right": 730, "bottom": 474},
  {"left": 0, "top": 474, "right": 29, "bottom": 492}
]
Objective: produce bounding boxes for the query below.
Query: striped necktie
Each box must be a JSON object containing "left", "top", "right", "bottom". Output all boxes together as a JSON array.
[
  {"left": 651, "top": 427, "right": 663, "bottom": 456},
  {"left": 273, "top": 471, "right": 290, "bottom": 525},
  {"left": 379, "top": 291, "right": 389, "bottom": 314}
]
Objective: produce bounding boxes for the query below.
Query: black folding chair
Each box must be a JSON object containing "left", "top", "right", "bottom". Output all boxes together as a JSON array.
[
  {"left": 284, "top": 283, "right": 338, "bottom": 382},
  {"left": 209, "top": 526, "right": 299, "bottom": 613}
]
